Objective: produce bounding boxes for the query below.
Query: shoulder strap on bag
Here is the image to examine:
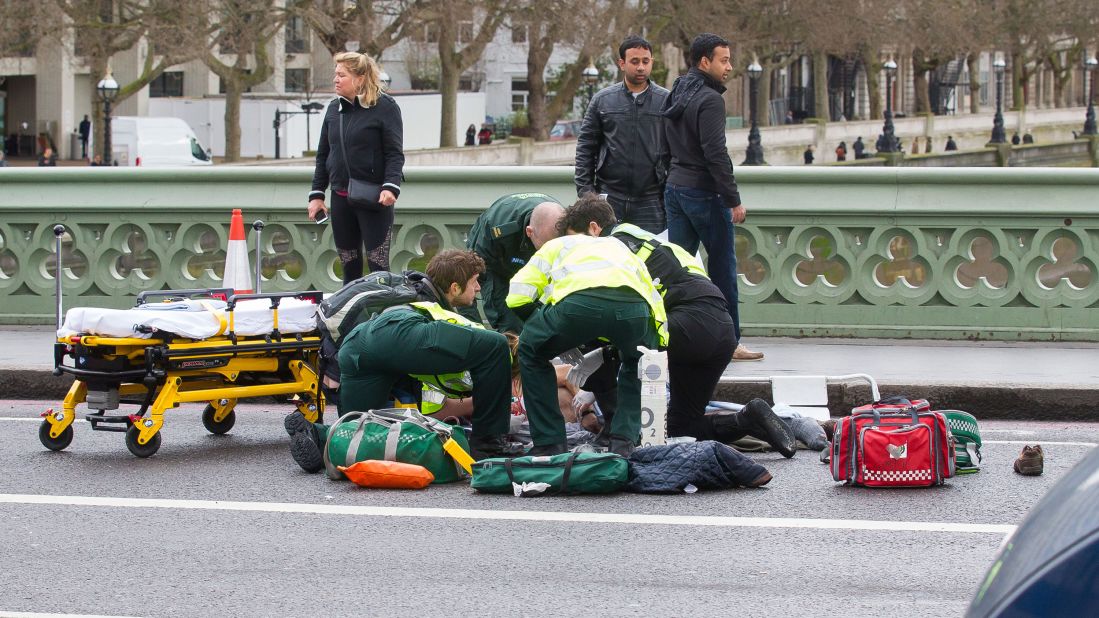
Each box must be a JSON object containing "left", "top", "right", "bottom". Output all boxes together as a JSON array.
[{"left": 338, "top": 113, "right": 353, "bottom": 186}]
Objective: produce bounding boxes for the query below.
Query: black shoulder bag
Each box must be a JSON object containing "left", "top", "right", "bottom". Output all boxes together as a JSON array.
[{"left": 338, "top": 112, "right": 384, "bottom": 209}]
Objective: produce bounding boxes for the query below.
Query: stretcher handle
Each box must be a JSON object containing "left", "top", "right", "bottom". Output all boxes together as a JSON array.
[
  {"left": 136, "top": 288, "right": 235, "bottom": 305},
  {"left": 226, "top": 291, "right": 323, "bottom": 310}
]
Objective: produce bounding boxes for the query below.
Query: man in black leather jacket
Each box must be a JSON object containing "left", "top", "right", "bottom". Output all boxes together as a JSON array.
[{"left": 574, "top": 35, "right": 669, "bottom": 234}]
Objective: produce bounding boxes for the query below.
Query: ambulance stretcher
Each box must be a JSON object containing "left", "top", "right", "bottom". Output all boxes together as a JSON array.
[{"left": 41, "top": 288, "right": 327, "bottom": 458}]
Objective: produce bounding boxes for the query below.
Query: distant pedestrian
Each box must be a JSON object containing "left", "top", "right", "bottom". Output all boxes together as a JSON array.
[
  {"left": 803, "top": 144, "right": 814, "bottom": 164},
  {"left": 875, "top": 133, "right": 886, "bottom": 152},
  {"left": 477, "top": 124, "right": 493, "bottom": 145},
  {"left": 1022, "top": 132, "right": 1034, "bottom": 144},
  {"left": 911, "top": 136, "right": 920, "bottom": 155},
  {"left": 784, "top": 110, "right": 795, "bottom": 125},
  {"left": 945, "top": 135, "right": 958, "bottom": 151},
  {"left": 925, "top": 138, "right": 932, "bottom": 154},
  {"left": 852, "top": 136, "right": 865, "bottom": 159},
  {"left": 37, "top": 147, "right": 57, "bottom": 167},
  {"left": 835, "top": 141, "right": 847, "bottom": 161},
  {"left": 465, "top": 123, "right": 476, "bottom": 146},
  {"left": 89, "top": 154, "right": 104, "bottom": 166},
  {"left": 0, "top": 151, "right": 7, "bottom": 167},
  {"left": 1011, "top": 132, "right": 1021, "bottom": 145},
  {"left": 78, "top": 115, "right": 91, "bottom": 159}
]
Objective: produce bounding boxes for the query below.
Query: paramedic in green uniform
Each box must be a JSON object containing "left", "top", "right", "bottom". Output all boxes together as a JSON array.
[
  {"left": 285, "top": 250, "right": 523, "bottom": 471},
  {"left": 463, "top": 193, "right": 566, "bottom": 333},
  {"left": 506, "top": 195, "right": 669, "bottom": 457}
]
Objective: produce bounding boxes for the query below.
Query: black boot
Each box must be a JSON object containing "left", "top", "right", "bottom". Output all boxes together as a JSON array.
[
  {"left": 469, "top": 434, "right": 526, "bottom": 460},
  {"left": 608, "top": 436, "right": 635, "bottom": 458},
  {"left": 526, "top": 443, "right": 567, "bottom": 457},
  {"left": 284, "top": 411, "right": 324, "bottom": 473},
  {"left": 712, "top": 400, "right": 797, "bottom": 458}
]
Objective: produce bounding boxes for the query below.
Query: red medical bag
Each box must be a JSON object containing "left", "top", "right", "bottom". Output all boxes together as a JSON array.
[{"left": 831, "top": 401, "right": 955, "bottom": 487}]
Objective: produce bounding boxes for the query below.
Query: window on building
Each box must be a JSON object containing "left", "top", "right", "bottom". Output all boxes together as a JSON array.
[
  {"left": 149, "top": 71, "right": 184, "bottom": 97},
  {"left": 511, "top": 24, "right": 527, "bottom": 44},
  {"left": 412, "top": 23, "right": 440, "bottom": 44},
  {"left": 458, "top": 21, "right": 474, "bottom": 45},
  {"left": 285, "top": 68, "right": 309, "bottom": 93},
  {"left": 285, "top": 15, "right": 309, "bottom": 53},
  {"left": 511, "top": 77, "right": 529, "bottom": 111}
]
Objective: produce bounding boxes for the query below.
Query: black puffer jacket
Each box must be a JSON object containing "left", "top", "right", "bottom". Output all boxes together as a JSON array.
[
  {"left": 661, "top": 68, "right": 741, "bottom": 208},
  {"left": 309, "top": 94, "right": 404, "bottom": 202},
  {"left": 575, "top": 81, "right": 669, "bottom": 199}
]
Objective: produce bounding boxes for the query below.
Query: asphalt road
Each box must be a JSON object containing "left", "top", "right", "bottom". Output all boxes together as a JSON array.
[{"left": 0, "top": 399, "right": 1095, "bottom": 618}]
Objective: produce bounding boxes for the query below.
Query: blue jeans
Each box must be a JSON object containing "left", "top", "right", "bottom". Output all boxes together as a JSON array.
[{"left": 664, "top": 183, "right": 740, "bottom": 342}]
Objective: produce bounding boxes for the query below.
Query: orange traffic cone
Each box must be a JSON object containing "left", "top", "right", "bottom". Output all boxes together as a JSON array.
[{"left": 223, "top": 208, "right": 253, "bottom": 294}]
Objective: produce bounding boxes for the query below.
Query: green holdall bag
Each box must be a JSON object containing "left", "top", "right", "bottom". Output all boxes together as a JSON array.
[
  {"left": 323, "top": 408, "right": 471, "bottom": 483},
  {"left": 944, "top": 410, "right": 982, "bottom": 474},
  {"left": 471, "top": 451, "right": 628, "bottom": 496}
]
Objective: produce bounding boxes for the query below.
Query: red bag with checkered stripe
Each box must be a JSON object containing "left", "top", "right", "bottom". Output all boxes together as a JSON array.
[{"left": 831, "top": 400, "right": 955, "bottom": 487}]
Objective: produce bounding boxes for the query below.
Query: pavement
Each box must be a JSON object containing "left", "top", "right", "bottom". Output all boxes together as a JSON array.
[
  {"left": 0, "top": 399, "right": 1094, "bottom": 616},
  {"left": 3, "top": 325, "right": 1096, "bottom": 419}
]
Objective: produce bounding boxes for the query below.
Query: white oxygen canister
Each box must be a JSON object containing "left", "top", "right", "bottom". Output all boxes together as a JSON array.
[{"left": 637, "top": 346, "right": 669, "bottom": 447}]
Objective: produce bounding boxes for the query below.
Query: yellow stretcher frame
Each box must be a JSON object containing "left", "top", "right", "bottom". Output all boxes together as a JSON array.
[{"left": 42, "top": 290, "right": 327, "bottom": 458}]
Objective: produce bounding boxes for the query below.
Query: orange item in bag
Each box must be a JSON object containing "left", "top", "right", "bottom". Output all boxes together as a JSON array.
[{"left": 337, "top": 460, "right": 435, "bottom": 489}]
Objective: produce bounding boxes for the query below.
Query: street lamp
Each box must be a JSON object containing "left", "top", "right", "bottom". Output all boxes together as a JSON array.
[
  {"left": 877, "top": 58, "right": 898, "bottom": 153},
  {"left": 96, "top": 69, "right": 119, "bottom": 165},
  {"left": 273, "top": 101, "right": 326, "bottom": 160},
  {"left": 582, "top": 63, "right": 599, "bottom": 110},
  {"left": 379, "top": 71, "right": 391, "bottom": 92},
  {"left": 989, "top": 56, "right": 1007, "bottom": 144},
  {"left": 742, "top": 59, "right": 766, "bottom": 165},
  {"left": 1083, "top": 55, "right": 1097, "bottom": 136}
]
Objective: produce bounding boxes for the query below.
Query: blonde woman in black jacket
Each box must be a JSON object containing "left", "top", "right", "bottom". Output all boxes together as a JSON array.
[{"left": 309, "top": 51, "right": 405, "bottom": 283}]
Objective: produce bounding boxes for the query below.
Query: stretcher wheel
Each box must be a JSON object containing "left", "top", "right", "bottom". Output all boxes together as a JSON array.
[
  {"left": 125, "top": 425, "right": 162, "bottom": 458},
  {"left": 39, "top": 421, "right": 73, "bottom": 452},
  {"left": 202, "top": 405, "right": 236, "bottom": 435}
]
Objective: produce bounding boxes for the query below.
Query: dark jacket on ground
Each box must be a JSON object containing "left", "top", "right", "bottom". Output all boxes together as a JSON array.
[
  {"left": 661, "top": 68, "right": 741, "bottom": 208},
  {"left": 575, "top": 80, "right": 670, "bottom": 199},
  {"left": 310, "top": 94, "right": 404, "bottom": 203}
]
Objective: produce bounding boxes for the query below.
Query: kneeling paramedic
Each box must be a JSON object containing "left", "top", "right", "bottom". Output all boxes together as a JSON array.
[
  {"left": 285, "top": 250, "right": 524, "bottom": 472},
  {"left": 507, "top": 195, "right": 668, "bottom": 457},
  {"left": 573, "top": 197, "right": 796, "bottom": 457}
]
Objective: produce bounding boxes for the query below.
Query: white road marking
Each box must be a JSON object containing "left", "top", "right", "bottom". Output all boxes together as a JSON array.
[
  {"left": 982, "top": 429, "right": 1036, "bottom": 435},
  {"left": 0, "top": 493, "right": 1015, "bottom": 535},
  {"left": 985, "top": 440, "right": 1096, "bottom": 447}
]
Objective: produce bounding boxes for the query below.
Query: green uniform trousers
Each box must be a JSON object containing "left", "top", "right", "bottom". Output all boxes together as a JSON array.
[
  {"left": 336, "top": 308, "right": 512, "bottom": 438},
  {"left": 517, "top": 291, "right": 657, "bottom": 446}
]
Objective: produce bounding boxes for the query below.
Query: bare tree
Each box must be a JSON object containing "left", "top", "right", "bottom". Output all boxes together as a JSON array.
[
  {"left": 202, "top": 0, "right": 288, "bottom": 162},
  {"left": 289, "top": 0, "right": 424, "bottom": 58},
  {"left": 50, "top": 0, "right": 207, "bottom": 156},
  {"left": 418, "top": 0, "right": 512, "bottom": 147},
  {"left": 517, "top": 0, "right": 636, "bottom": 140}
]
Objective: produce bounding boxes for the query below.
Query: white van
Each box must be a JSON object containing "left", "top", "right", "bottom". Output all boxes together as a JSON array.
[{"left": 110, "top": 116, "right": 213, "bottom": 167}]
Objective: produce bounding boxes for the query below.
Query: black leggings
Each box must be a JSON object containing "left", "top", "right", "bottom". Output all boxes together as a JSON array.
[
  {"left": 666, "top": 298, "right": 737, "bottom": 440},
  {"left": 330, "top": 192, "right": 393, "bottom": 283}
]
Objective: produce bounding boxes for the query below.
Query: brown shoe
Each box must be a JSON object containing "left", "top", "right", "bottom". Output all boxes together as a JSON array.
[
  {"left": 746, "top": 471, "right": 773, "bottom": 488},
  {"left": 1013, "top": 445, "right": 1044, "bottom": 476},
  {"left": 732, "top": 344, "right": 765, "bottom": 362}
]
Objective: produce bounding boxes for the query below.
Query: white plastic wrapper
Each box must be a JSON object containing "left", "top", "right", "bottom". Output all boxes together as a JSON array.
[{"left": 512, "top": 482, "right": 552, "bottom": 497}]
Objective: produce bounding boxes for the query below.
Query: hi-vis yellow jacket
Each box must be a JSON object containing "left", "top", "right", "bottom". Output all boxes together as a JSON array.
[
  {"left": 505, "top": 235, "right": 669, "bottom": 345},
  {"left": 611, "top": 222, "right": 707, "bottom": 277},
  {"left": 405, "top": 301, "right": 482, "bottom": 415}
]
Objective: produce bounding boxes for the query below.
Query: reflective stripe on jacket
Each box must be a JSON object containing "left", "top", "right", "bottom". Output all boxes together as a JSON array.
[
  {"left": 405, "top": 301, "right": 484, "bottom": 414},
  {"left": 505, "top": 235, "right": 669, "bottom": 345}
]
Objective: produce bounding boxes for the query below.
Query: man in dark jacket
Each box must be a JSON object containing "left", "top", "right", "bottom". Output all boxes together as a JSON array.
[
  {"left": 463, "top": 193, "right": 565, "bottom": 334},
  {"left": 662, "top": 33, "right": 763, "bottom": 362},
  {"left": 575, "top": 35, "right": 669, "bottom": 233}
]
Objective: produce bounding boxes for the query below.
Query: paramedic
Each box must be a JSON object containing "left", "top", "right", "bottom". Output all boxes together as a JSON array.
[
  {"left": 463, "top": 193, "right": 565, "bottom": 333},
  {"left": 308, "top": 51, "right": 405, "bottom": 282},
  {"left": 285, "top": 250, "right": 523, "bottom": 471},
  {"left": 574, "top": 197, "right": 795, "bottom": 456},
  {"left": 506, "top": 195, "right": 669, "bottom": 457}
]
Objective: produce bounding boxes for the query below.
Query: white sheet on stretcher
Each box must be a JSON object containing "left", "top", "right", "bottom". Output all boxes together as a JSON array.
[{"left": 58, "top": 298, "right": 319, "bottom": 340}]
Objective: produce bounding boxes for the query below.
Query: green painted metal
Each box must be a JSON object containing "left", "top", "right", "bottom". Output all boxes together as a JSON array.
[{"left": 1, "top": 166, "right": 1096, "bottom": 340}]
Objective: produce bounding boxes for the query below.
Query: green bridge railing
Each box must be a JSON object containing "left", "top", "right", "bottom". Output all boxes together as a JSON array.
[{"left": 1, "top": 166, "right": 1096, "bottom": 340}]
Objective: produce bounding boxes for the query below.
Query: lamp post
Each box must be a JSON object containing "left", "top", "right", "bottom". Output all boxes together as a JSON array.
[
  {"left": 989, "top": 56, "right": 1007, "bottom": 144},
  {"left": 742, "top": 60, "right": 766, "bottom": 165},
  {"left": 582, "top": 64, "right": 599, "bottom": 110},
  {"left": 96, "top": 69, "right": 119, "bottom": 165},
  {"left": 273, "top": 101, "right": 325, "bottom": 160},
  {"left": 1083, "top": 56, "right": 1097, "bottom": 136},
  {"left": 878, "top": 58, "right": 898, "bottom": 153}
]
